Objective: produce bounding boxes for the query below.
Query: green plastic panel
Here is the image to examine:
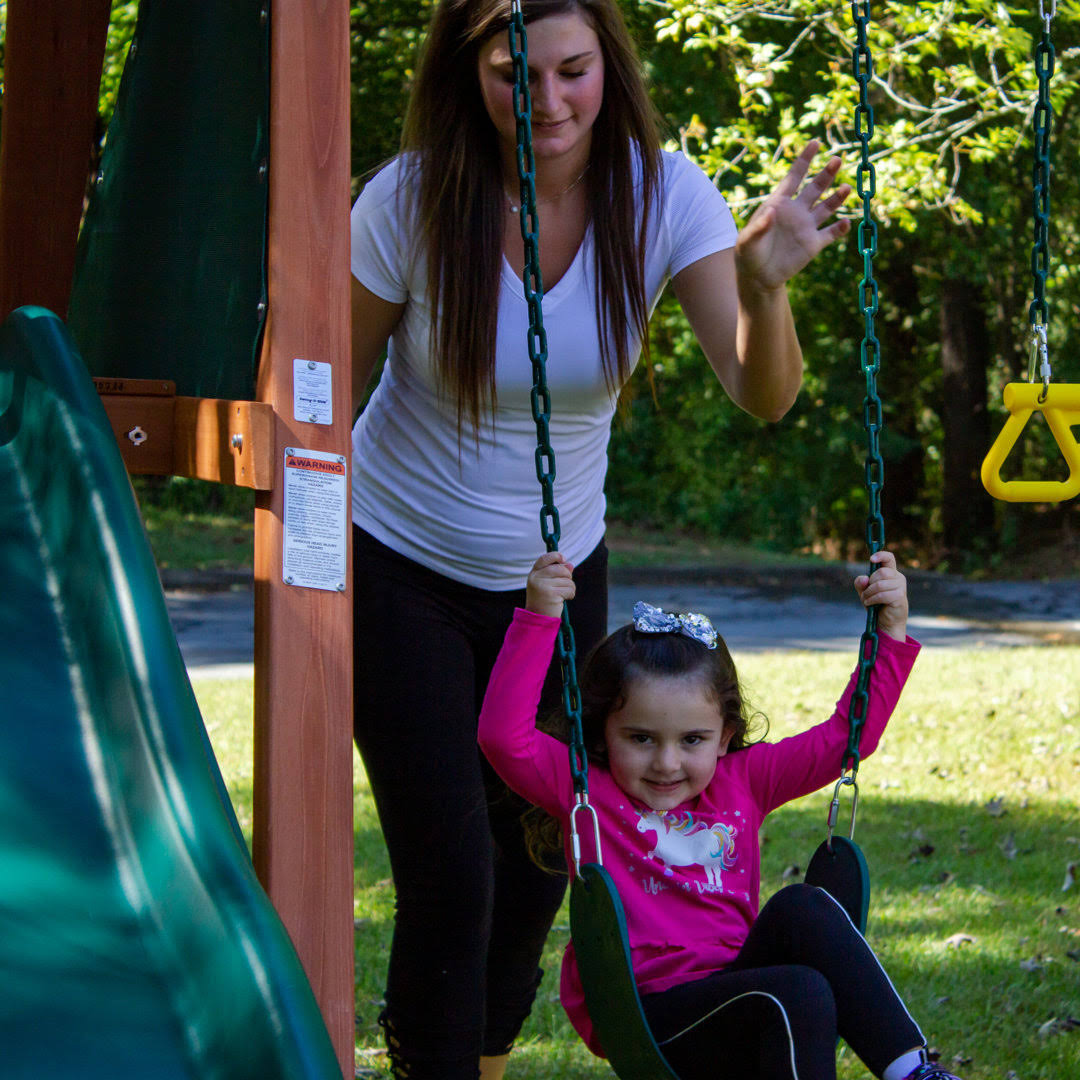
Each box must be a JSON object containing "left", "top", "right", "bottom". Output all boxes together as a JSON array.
[
  {"left": 68, "top": 0, "right": 269, "bottom": 400},
  {"left": 0, "top": 307, "right": 340, "bottom": 1078}
]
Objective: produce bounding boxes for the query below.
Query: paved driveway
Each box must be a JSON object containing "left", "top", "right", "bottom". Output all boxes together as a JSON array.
[{"left": 166, "top": 567, "right": 1080, "bottom": 678}]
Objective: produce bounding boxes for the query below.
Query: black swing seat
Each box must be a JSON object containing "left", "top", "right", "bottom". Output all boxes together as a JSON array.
[
  {"left": 804, "top": 836, "right": 871, "bottom": 934},
  {"left": 570, "top": 863, "right": 681, "bottom": 1080}
]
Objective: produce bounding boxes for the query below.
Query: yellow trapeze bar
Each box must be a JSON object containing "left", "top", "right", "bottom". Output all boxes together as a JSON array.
[{"left": 981, "top": 382, "right": 1080, "bottom": 503}]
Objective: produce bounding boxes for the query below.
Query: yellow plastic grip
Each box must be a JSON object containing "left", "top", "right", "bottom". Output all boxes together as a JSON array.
[{"left": 981, "top": 382, "right": 1080, "bottom": 503}]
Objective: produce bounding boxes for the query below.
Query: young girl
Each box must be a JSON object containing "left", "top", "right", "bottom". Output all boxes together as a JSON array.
[{"left": 478, "top": 550, "right": 963, "bottom": 1080}]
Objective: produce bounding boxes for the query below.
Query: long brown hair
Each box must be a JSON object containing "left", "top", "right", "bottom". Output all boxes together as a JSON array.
[{"left": 401, "top": 0, "right": 662, "bottom": 434}]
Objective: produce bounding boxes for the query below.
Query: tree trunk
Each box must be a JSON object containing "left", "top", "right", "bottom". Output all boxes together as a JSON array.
[{"left": 940, "top": 279, "right": 994, "bottom": 550}]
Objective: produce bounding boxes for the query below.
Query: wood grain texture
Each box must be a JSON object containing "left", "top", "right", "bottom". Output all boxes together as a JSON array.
[
  {"left": 0, "top": 0, "right": 112, "bottom": 320},
  {"left": 99, "top": 393, "right": 274, "bottom": 489},
  {"left": 253, "top": 1, "right": 355, "bottom": 1073},
  {"left": 173, "top": 398, "right": 274, "bottom": 490}
]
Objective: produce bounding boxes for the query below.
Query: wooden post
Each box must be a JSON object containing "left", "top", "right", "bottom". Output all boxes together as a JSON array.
[
  {"left": 254, "top": 1, "right": 355, "bottom": 1075},
  {"left": 0, "top": 0, "right": 112, "bottom": 320}
]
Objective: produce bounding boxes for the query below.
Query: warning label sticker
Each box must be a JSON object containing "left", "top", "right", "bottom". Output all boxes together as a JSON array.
[{"left": 282, "top": 447, "right": 347, "bottom": 592}]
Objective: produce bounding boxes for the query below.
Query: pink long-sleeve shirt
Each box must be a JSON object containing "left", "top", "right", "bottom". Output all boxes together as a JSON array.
[{"left": 478, "top": 608, "right": 920, "bottom": 1056}]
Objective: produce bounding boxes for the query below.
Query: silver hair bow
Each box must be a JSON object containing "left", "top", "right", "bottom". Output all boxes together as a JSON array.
[{"left": 632, "top": 601, "right": 718, "bottom": 650}]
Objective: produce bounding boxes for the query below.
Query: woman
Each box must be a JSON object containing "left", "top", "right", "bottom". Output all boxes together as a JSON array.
[{"left": 349, "top": 2, "right": 851, "bottom": 1077}]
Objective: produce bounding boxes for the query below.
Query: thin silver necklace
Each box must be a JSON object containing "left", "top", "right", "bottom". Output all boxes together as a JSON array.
[{"left": 506, "top": 167, "right": 588, "bottom": 214}]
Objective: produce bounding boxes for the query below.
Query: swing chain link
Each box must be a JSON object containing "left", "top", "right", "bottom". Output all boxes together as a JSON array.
[
  {"left": 845, "top": 0, "right": 885, "bottom": 787},
  {"left": 1030, "top": 1, "right": 1055, "bottom": 399},
  {"left": 510, "top": 2, "right": 590, "bottom": 801}
]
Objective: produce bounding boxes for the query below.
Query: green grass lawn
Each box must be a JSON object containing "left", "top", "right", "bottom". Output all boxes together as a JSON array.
[{"left": 194, "top": 646, "right": 1080, "bottom": 1079}]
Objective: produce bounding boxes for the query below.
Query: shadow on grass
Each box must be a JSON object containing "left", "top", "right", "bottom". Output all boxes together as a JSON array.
[{"left": 352, "top": 794, "right": 1079, "bottom": 1078}]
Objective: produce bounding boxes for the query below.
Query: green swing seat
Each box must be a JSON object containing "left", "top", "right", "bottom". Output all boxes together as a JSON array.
[
  {"left": 570, "top": 840, "right": 870, "bottom": 1080},
  {"left": 571, "top": 864, "right": 680, "bottom": 1080},
  {"left": 805, "top": 836, "right": 871, "bottom": 934},
  {"left": 0, "top": 306, "right": 341, "bottom": 1078}
]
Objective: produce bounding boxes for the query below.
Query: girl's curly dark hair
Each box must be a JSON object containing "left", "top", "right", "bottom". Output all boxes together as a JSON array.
[{"left": 525, "top": 621, "right": 768, "bottom": 872}]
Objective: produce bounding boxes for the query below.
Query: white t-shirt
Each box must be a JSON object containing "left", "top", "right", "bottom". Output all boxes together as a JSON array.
[{"left": 350, "top": 150, "right": 737, "bottom": 589}]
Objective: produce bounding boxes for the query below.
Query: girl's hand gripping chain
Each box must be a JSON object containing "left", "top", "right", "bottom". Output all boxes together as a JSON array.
[
  {"left": 526, "top": 552, "right": 577, "bottom": 618},
  {"left": 853, "top": 549, "right": 908, "bottom": 642}
]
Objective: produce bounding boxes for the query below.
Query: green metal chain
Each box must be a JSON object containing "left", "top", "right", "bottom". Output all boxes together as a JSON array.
[
  {"left": 844, "top": 0, "right": 885, "bottom": 785},
  {"left": 1029, "top": 0, "right": 1056, "bottom": 396},
  {"left": 509, "top": 2, "right": 589, "bottom": 799}
]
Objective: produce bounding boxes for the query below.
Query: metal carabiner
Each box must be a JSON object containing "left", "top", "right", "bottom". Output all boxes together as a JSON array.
[
  {"left": 825, "top": 774, "right": 860, "bottom": 851},
  {"left": 1029, "top": 324, "right": 1051, "bottom": 403},
  {"left": 569, "top": 795, "right": 603, "bottom": 875}
]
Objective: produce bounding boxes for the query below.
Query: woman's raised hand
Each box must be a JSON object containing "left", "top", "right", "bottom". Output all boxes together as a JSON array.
[{"left": 735, "top": 141, "right": 852, "bottom": 292}]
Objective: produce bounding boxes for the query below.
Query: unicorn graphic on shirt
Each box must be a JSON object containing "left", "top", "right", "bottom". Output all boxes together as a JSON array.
[{"left": 636, "top": 809, "right": 738, "bottom": 889}]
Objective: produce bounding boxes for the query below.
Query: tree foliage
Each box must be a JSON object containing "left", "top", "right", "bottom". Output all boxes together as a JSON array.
[
  {"left": 6, "top": 0, "right": 1076, "bottom": 565},
  {"left": 605, "top": 0, "right": 1080, "bottom": 566}
]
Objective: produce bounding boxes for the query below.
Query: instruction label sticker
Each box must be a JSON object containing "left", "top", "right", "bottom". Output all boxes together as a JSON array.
[
  {"left": 282, "top": 447, "right": 347, "bottom": 592},
  {"left": 293, "top": 358, "right": 333, "bottom": 425}
]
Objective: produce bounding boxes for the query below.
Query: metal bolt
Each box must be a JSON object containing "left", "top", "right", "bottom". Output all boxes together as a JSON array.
[
  {"left": 307, "top": 360, "right": 317, "bottom": 371},
  {"left": 336, "top": 582, "right": 346, "bottom": 592},
  {"left": 129, "top": 40, "right": 138, "bottom": 58},
  {"left": 260, "top": 7, "right": 269, "bottom": 26},
  {"left": 127, "top": 426, "right": 147, "bottom": 446},
  {"left": 308, "top": 413, "right": 319, "bottom": 423},
  {"left": 258, "top": 159, "right": 268, "bottom": 179},
  {"left": 337, "top": 456, "right": 345, "bottom": 465},
  {"left": 231, "top": 433, "right": 244, "bottom": 451},
  {"left": 256, "top": 300, "right": 267, "bottom": 316},
  {"left": 95, "top": 170, "right": 104, "bottom": 186},
  {"left": 285, "top": 576, "right": 294, "bottom": 586},
  {"left": 285, "top": 447, "right": 294, "bottom": 456}
]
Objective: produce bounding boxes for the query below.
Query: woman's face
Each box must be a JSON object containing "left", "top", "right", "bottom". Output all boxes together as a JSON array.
[{"left": 477, "top": 11, "right": 605, "bottom": 170}]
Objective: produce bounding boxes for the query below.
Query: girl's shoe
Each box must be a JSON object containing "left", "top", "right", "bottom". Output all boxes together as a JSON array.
[{"left": 903, "top": 1065, "right": 964, "bottom": 1080}]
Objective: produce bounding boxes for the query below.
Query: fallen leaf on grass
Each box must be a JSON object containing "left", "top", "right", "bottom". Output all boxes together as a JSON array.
[
  {"left": 781, "top": 865, "right": 801, "bottom": 881},
  {"left": 1064, "top": 862, "right": 1076, "bottom": 891},
  {"left": 985, "top": 797, "right": 1007, "bottom": 817},
  {"left": 999, "top": 833, "right": 1018, "bottom": 859},
  {"left": 1037, "top": 1016, "right": 1080, "bottom": 1039},
  {"left": 952, "top": 1053, "right": 972, "bottom": 1067},
  {"left": 1066, "top": 950, "right": 1080, "bottom": 962},
  {"left": 1019, "top": 956, "right": 1045, "bottom": 972},
  {"left": 944, "top": 933, "right": 975, "bottom": 948}
]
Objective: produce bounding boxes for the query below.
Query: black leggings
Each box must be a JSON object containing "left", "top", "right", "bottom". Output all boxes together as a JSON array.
[
  {"left": 641, "top": 884, "right": 925, "bottom": 1080},
  {"left": 352, "top": 527, "right": 609, "bottom": 1078}
]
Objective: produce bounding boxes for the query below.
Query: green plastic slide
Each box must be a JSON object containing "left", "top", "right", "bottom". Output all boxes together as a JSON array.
[{"left": 0, "top": 307, "right": 341, "bottom": 1079}]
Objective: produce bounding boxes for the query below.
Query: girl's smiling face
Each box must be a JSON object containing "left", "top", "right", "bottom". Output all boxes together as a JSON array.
[
  {"left": 604, "top": 673, "right": 733, "bottom": 811},
  {"left": 477, "top": 11, "right": 605, "bottom": 171}
]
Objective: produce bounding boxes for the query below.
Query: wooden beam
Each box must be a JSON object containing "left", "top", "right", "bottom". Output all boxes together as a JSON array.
[
  {"left": 254, "top": 1, "right": 354, "bottom": 1074},
  {"left": 173, "top": 398, "right": 275, "bottom": 490},
  {"left": 0, "top": 0, "right": 112, "bottom": 320},
  {"left": 96, "top": 382, "right": 275, "bottom": 490}
]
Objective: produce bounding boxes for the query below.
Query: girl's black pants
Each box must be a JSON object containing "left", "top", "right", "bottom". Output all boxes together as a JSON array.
[
  {"left": 641, "top": 883, "right": 926, "bottom": 1080},
  {"left": 352, "top": 526, "right": 609, "bottom": 1079}
]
